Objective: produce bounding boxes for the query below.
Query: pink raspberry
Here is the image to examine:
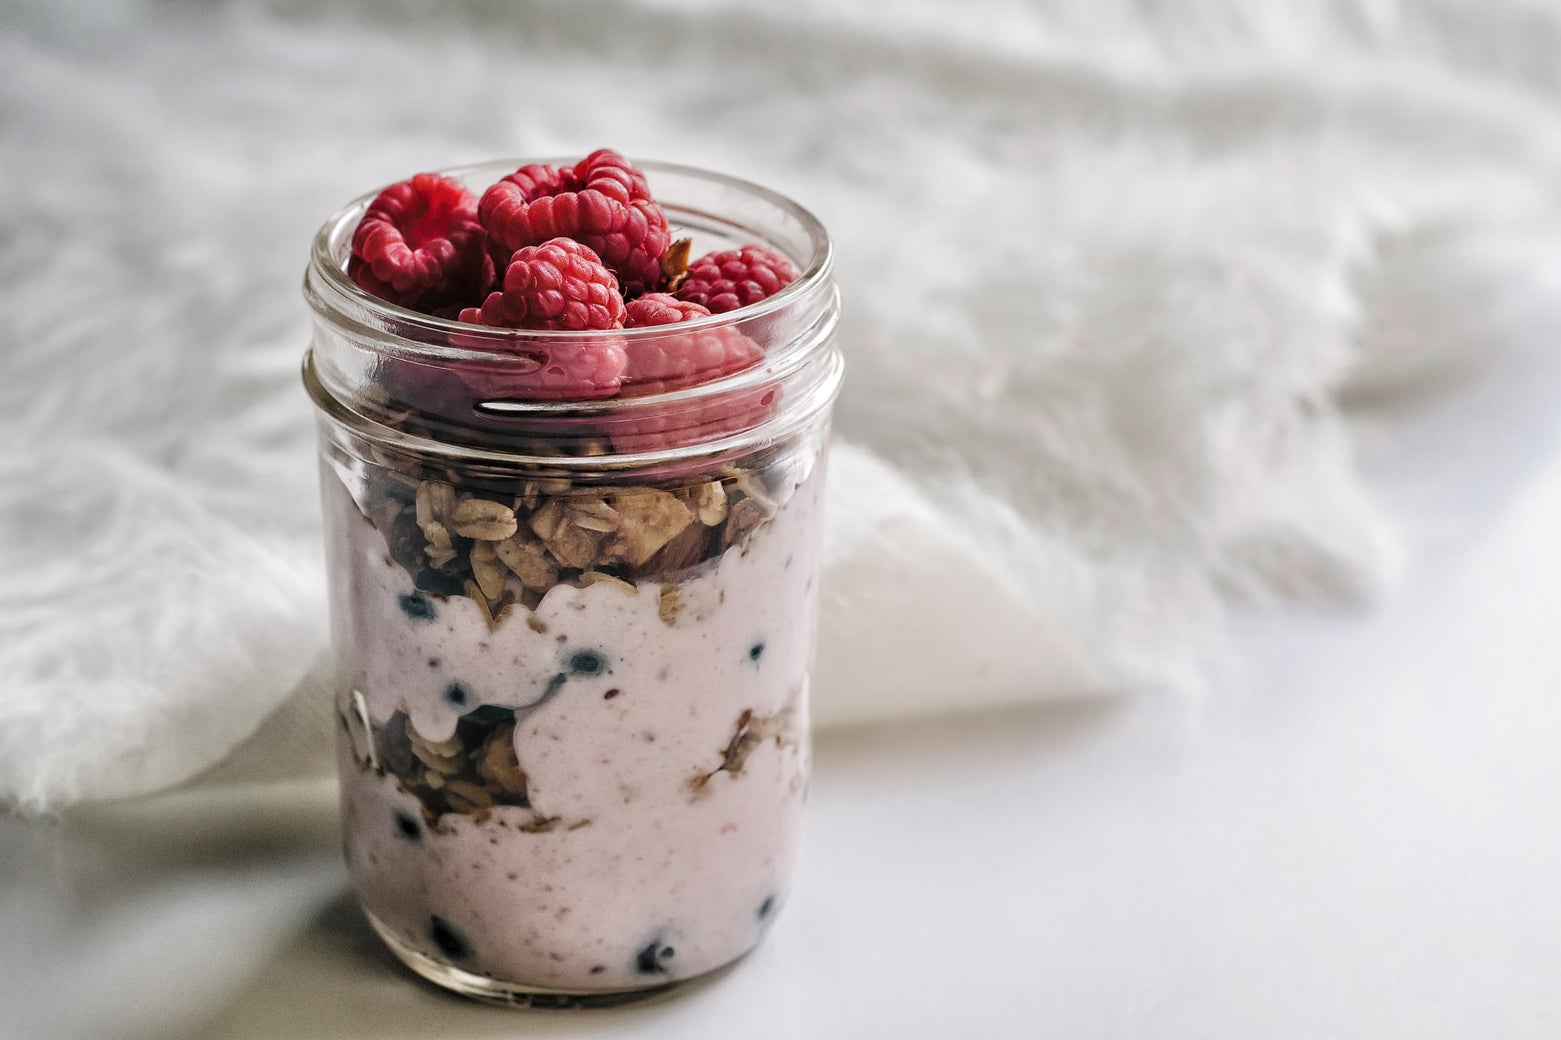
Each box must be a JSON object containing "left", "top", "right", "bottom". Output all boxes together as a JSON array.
[
  {"left": 464, "top": 238, "right": 627, "bottom": 332},
  {"left": 621, "top": 294, "right": 762, "bottom": 388},
  {"left": 623, "top": 292, "right": 712, "bottom": 329},
  {"left": 479, "top": 149, "right": 671, "bottom": 296},
  {"left": 611, "top": 294, "right": 772, "bottom": 451},
  {"left": 674, "top": 244, "right": 796, "bottom": 313},
  {"left": 348, "top": 173, "right": 494, "bottom": 312},
  {"left": 454, "top": 338, "right": 628, "bottom": 402},
  {"left": 450, "top": 238, "right": 627, "bottom": 401}
]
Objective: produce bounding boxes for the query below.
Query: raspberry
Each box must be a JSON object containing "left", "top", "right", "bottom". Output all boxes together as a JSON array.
[
  {"left": 621, "top": 294, "right": 762, "bottom": 388},
  {"left": 611, "top": 295, "right": 772, "bottom": 451},
  {"left": 674, "top": 244, "right": 796, "bottom": 314},
  {"left": 348, "top": 173, "right": 494, "bottom": 312},
  {"left": 466, "top": 238, "right": 627, "bottom": 332},
  {"left": 623, "top": 292, "right": 712, "bottom": 330},
  {"left": 479, "top": 149, "right": 670, "bottom": 296},
  {"left": 454, "top": 337, "right": 628, "bottom": 402},
  {"left": 449, "top": 238, "right": 627, "bottom": 401}
]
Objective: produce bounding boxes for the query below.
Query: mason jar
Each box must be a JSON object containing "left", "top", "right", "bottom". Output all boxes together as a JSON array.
[{"left": 301, "top": 160, "right": 841, "bottom": 1007}]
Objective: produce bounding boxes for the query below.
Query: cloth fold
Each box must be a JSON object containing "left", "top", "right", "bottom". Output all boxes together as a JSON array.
[{"left": 7, "top": 0, "right": 1561, "bottom": 810}]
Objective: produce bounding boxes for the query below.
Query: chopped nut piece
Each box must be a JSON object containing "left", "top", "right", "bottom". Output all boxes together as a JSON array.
[
  {"left": 688, "top": 707, "right": 794, "bottom": 795},
  {"left": 645, "top": 520, "right": 712, "bottom": 575},
  {"left": 564, "top": 497, "right": 621, "bottom": 533},
  {"left": 529, "top": 500, "right": 606, "bottom": 569},
  {"left": 661, "top": 236, "right": 692, "bottom": 291},
  {"left": 688, "top": 481, "right": 728, "bottom": 526},
  {"left": 528, "top": 499, "right": 564, "bottom": 540},
  {"left": 604, "top": 489, "right": 693, "bottom": 566},
  {"left": 723, "top": 497, "right": 768, "bottom": 549},
  {"left": 448, "top": 497, "right": 519, "bottom": 540},
  {"left": 658, "top": 583, "right": 682, "bottom": 626},
  {"left": 470, "top": 541, "right": 507, "bottom": 600},
  {"left": 495, "top": 535, "right": 559, "bottom": 589}
]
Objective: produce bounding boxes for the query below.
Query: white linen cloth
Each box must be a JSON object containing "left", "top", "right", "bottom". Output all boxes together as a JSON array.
[{"left": 6, "top": 0, "right": 1561, "bottom": 809}]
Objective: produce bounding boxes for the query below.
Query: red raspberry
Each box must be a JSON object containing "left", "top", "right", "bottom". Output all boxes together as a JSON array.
[
  {"left": 465, "top": 238, "right": 627, "bottom": 332},
  {"left": 674, "top": 244, "right": 796, "bottom": 314},
  {"left": 454, "top": 338, "right": 628, "bottom": 402},
  {"left": 623, "top": 292, "right": 712, "bottom": 330},
  {"left": 479, "top": 149, "right": 670, "bottom": 296},
  {"left": 450, "top": 238, "right": 627, "bottom": 401},
  {"left": 348, "top": 173, "right": 494, "bottom": 312},
  {"left": 621, "top": 294, "right": 762, "bottom": 387},
  {"left": 611, "top": 294, "right": 772, "bottom": 451}
]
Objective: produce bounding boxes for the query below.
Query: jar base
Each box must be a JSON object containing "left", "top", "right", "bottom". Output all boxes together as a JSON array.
[{"left": 365, "top": 910, "right": 690, "bottom": 1009}]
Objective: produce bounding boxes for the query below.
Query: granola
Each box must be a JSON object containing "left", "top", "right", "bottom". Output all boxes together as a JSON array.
[{"left": 355, "top": 456, "right": 785, "bottom": 625}]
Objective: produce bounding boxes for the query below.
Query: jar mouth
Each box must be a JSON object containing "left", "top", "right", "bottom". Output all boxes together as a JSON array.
[
  {"left": 306, "top": 156, "right": 833, "bottom": 355},
  {"left": 304, "top": 157, "right": 842, "bottom": 468}
]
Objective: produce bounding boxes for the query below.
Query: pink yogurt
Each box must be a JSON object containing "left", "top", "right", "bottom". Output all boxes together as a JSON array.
[{"left": 322, "top": 463, "right": 823, "bottom": 992}]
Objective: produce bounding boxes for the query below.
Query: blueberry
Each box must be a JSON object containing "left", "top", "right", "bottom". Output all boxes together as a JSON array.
[
  {"left": 545, "top": 672, "right": 568, "bottom": 696},
  {"left": 635, "top": 939, "right": 673, "bottom": 975},
  {"left": 603, "top": 688, "right": 621, "bottom": 701},
  {"left": 398, "top": 590, "right": 436, "bottom": 620},
  {"left": 569, "top": 649, "right": 607, "bottom": 676},
  {"left": 748, "top": 641, "right": 765, "bottom": 663},
  {"left": 394, "top": 810, "right": 422, "bottom": 842},
  {"left": 757, "top": 895, "right": 775, "bottom": 919},
  {"left": 429, "top": 916, "right": 471, "bottom": 961},
  {"left": 444, "top": 681, "right": 471, "bottom": 708}
]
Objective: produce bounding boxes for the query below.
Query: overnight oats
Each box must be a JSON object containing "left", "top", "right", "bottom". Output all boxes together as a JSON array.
[{"left": 301, "top": 151, "right": 842, "bottom": 1006}]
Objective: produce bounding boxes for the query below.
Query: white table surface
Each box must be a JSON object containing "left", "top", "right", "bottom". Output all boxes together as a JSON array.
[{"left": 8, "top": 343, "right": 1561, "bottom": 1040}]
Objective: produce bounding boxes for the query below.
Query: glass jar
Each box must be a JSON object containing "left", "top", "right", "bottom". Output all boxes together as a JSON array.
[{"left": 301, "top": 160, "right": 841, "bottom": 1006}]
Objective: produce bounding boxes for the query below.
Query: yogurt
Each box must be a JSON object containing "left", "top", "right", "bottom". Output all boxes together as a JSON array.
[{"left": 322, "top": 454, "right": 823, "bottom": 994}]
